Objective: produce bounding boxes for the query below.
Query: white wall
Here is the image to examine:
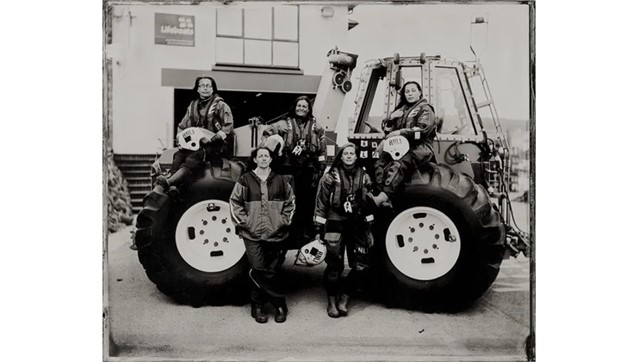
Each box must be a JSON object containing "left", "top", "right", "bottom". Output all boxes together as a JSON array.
[
  {"left": 299, "top": 5, "right": 349, "bottom": 76},
  {"left": 108, "top": 3, "right": 348, "bottom": 154}
]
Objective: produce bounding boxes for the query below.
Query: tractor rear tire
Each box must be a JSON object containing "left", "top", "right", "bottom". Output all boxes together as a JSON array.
[
  {"left": 135, "top": 179, "right": 249, "bottom": 307},
  {"left": 373, "top": 164, "right": 505, "bottom": 311}
]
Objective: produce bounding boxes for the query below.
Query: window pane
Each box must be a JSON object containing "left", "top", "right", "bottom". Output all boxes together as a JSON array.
[
  {"left": 217, "top": 8, "right": 242, "bottom": 36},
  {"left": 273, "top": 41, "right": 298, "bottom": 67},
  {"left": 245, "top": 39, "right": 271, "bottom": 65},
  {"left": 216, "top": 37, "right": 243, "bottom": 64},
  {"left": 433, "top": 67, "right": 474, "bottom": 135},
  {"left": 244, "top": 8, "right": 272, "bottom": 40},
  {"left": 399, "top": 66, "right": 423, "bottom": 88},
  {"left": 274, "top": 5, "right": 298, "bottom": 40},
  {"left": 356, "top": 68, "right": 388, "bottom": 133}
]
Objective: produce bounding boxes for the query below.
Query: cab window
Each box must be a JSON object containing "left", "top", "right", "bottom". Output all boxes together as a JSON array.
[{"left": 433, "top": 66, "right": 475, "bottom": 135}]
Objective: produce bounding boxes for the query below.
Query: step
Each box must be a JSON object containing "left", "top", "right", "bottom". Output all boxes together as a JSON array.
[
  {"left": 127, "top": 184, "right": 152, "bottom": 191},
  {"left": 114, "top": 154, "right": 156, "bottom": 161},
  {"left": 118, "top": 163, "right": 152, "bottom": 171},
  {"left": 121, "top": 169, "right": 153, "bottom": 176}
]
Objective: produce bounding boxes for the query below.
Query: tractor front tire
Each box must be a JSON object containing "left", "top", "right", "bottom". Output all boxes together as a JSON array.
[
  {"left": 374, "top": 164, "right": 505, "bottom": 311},
  {"left": 135, "top": 180, "right": 248, "bottom": 307}
]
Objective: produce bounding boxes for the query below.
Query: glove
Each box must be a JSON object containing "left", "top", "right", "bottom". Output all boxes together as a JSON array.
[
  {"left": 292, "top": 145, "right": 303, "bottom": 156},
  {"left": 216, "top": 130, "right": 227, "bottom": 140},
  {"left": 315, "top": 233, "right": 325, "bottom": 245}
]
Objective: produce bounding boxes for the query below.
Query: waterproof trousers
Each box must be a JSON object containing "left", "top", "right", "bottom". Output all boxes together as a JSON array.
[
  {"left": 374, "top": 142, "right": 434, "bottom": 196},
  {"left": 323, "top": 223, "right": 372, "bottom": 297},
  {"left": 282, "top": 164, "right": 319, "bottom": 246},
  {"left": 243, "top": 238, "right": 287, "bottom": 307}
]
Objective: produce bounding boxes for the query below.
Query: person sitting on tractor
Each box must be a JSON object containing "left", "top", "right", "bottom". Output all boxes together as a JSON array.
[
  {"left": 314, "top": 143, "right": 375, "bottom": 318},
  {"left": 261, "top": 96, "right": 326, "bottom": 245},
  {"left": 369, "top": 81, "right": 439, "bottom": 206},
  {"left": 153, "top": 76, "right": 234, "bottom": 193}
]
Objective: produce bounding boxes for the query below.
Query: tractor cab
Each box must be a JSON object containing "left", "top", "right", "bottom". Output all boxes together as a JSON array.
[{"left": 347, "top": 54, "right": 511, "bottom": 195}]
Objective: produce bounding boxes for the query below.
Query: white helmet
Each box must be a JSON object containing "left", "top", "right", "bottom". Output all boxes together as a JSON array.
[
  {"left": 261, "top": 134, "right": 285, "bottom": 156},
  {"left": 176, "top": 127, "right": 215, "bottom": 151},
  {"left": 294, "top": 239, "right": 327, "bottom": 266}
]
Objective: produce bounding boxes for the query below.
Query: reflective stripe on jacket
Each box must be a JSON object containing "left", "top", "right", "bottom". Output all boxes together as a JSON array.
[{"left": 314, "top": 166, "right": 373, "bottom": 242}]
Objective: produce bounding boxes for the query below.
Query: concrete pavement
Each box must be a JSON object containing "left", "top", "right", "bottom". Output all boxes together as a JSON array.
[{"left": 105, "top": 202, "right": 531, "bottom": 361}]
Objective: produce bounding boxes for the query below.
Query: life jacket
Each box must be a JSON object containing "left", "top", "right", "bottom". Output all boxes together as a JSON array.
[
  {"left": 189, "top": 95, "right": 223, "bottom": 133},
  {"left": 285, "top": 117, "right": 320, "bottom": 154},
  {"left": 330, "top": 167, "right": 365, "bottom": 212}
]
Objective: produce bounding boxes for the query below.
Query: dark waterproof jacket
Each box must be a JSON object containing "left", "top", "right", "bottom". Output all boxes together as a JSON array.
[
  {"left": 262, "top": 116, "right": 326, "bottom": 167},
  {"left": 178, "top": 95, "right": 234, "bottom": 143},
  {"left": 229, "top": 170, "right": 295, "bottom": 242},
  {"left": 384, "top": 99, "right": 438, "bottom": 145},
  {"left": 314, "top": 144, "right": 374, "bottom": 243}
]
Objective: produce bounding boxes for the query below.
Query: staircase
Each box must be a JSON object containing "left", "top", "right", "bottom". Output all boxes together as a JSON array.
[{"left": 113, "top": 154, "right": 157, "bottom": 213}]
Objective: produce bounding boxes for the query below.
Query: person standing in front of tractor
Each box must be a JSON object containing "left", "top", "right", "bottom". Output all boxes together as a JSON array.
[
  {"left": 261, "top": 96, "right": 326, "bottom": 246},
  {"left": 314, "top": 143, "right": 375, "bottom": 318},
  {"left": 153, "top": 76, "right": 234, "bottom": 193},
  {"left": 229, "top": 146, "right": 295, "bottom": 324},
  {"left": 369, "top": 81, "right": 439, "bottom": 206}
]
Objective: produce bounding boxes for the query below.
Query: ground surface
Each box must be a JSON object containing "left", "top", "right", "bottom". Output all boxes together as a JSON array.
[{"left": 105, "top": 201, "right": 531, "bottom": 361}]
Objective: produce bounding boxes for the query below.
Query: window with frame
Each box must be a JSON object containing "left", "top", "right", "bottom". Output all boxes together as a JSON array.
[
  {"left": 216, "top": 6, "right": 299, "bottom": 68},
  {"left": 433, "top": 66, "right": 475, "bottom": 135}
]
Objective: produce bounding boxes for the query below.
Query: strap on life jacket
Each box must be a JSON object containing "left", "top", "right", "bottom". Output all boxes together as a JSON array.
[
  {"left": 331, "top": 167, "right": 364, "bottom": 210},
  {"left": 190, "top": 96, "right": 222, "bottom": 132},
  {"left": 286, "top": 117, "right": 319, "bottom": 153}
]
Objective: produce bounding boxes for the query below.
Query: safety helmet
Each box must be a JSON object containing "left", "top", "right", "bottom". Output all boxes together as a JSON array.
[
  {"left": 176, "top": 127, "right": 215, "bottom": 151},
  {"left": 261, "top": 134, "right": 285, "bottom": 156},
  {"left": 294, "top": 239, "right": 327, "bottom": 266}
]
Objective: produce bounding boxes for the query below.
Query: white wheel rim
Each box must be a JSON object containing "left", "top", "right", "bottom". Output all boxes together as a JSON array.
[
  {"left": 175, "top": 200, "right": 245, "bottom": 273},
  {"left": 386, "top": 206, "right": 461, "bottom": 281}
]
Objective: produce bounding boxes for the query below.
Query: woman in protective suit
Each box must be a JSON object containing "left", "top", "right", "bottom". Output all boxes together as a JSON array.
[
  {"left": 314, "top": 143, "right": 375, "bottom": 318},
  {"left": 261, "top": 96, "right": 327, "bottom": 246},
  {"left": 369, "top": 81, "right": 439, "bottom": 206},
  {"left": 153, "top": 76, "right": 234, "bottom": 193},
  {"left": 229, "top": 146, "right": 295, "bottom": 324}
]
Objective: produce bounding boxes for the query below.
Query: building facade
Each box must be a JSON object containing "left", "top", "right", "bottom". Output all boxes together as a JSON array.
[{"left": 106, "top": 2, "right": 351, "bottom": 156}]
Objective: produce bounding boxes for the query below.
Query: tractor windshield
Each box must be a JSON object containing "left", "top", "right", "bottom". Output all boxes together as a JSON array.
[{"left": 433, "top": 66, "right": 476, "bottom": 136}]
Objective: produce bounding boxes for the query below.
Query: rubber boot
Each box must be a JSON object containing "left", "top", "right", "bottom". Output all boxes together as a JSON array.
[
  {"left": 251, "top": 303, "right": 268, "bottom": 324},
  {"left": 337, "top": 294, "right": 350, "bottom": 316},
  {"left": 275, "top": 301, "right": 288, "bottom": 323},
  {"left": 327, "top": 296, "right": 340, "bottom": 318},
  {"left": 166, "top": 168, "right": 191, "bottom": 188}
]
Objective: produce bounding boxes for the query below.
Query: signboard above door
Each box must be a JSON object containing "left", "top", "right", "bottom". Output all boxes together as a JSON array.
[{"left": 155, "top": 13, "right": 194, "bottom": 47}]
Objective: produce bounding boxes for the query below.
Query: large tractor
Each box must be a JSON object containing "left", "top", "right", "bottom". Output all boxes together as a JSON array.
[{"left": 133, "top": 48, "right": 529, "bottom": 310}]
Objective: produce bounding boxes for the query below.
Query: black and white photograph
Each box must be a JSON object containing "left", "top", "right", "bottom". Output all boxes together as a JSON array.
[{"left": 103, "top": 1, "right": 533, "bottom": 360}]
